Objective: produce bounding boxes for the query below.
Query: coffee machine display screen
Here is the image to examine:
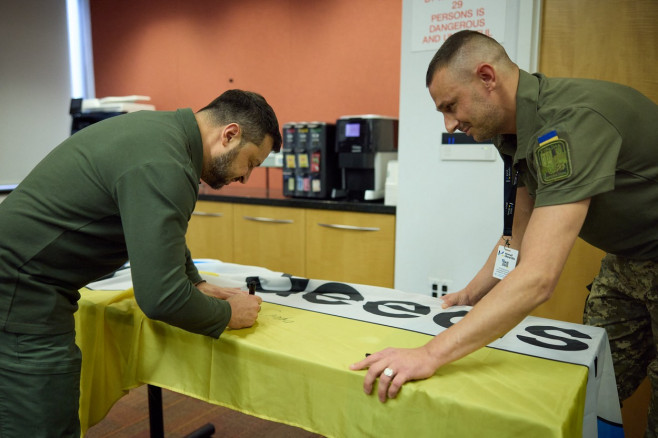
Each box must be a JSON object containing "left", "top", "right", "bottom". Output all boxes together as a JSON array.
[{"left": 345, "top": 123, "right": 361, "bottom": 137}]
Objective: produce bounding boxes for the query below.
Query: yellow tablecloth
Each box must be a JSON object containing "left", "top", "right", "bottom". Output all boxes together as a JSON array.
[{"left": 75, "top": 287, "right": 588, "bottom": 437}]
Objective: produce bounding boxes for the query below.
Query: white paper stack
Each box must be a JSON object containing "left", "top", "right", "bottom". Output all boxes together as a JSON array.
[{"left": 81, "top": 95, "right": 155, "bottom": 113}]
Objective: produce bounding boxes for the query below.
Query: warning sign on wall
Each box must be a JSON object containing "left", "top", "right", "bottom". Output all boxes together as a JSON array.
[{"left": 411, "top": 0, "right": 507, "bottom": 52}]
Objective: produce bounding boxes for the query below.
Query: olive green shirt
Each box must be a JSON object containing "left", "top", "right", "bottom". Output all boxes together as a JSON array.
[
  {"left": 496, "top": 71, "right": 658, "bottom": 260},
  {"left": 0, "top": 109, "right": 231, "bottom": 336}
]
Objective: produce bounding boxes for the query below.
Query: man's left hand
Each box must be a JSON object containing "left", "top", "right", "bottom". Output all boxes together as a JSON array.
[
  {"left": 196, "top": 281, "right": 262, "bottom": 303},
  {"left": 350, "top": 346, "right": 440, "bottom": 402}
]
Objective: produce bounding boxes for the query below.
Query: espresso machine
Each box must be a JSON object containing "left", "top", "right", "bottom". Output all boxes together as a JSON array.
[{"left": 334, "top": 115, "right": 398, "bottom": 201}]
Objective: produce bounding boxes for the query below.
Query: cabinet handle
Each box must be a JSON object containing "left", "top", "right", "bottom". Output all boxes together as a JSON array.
[
  {"left": 317, "top": 223, "right": 380, "bottom": 232},
  {"left": 243, "top": 216, "right": 294, "bottom": 224},
  {"left": 192, "top": 211, "right": 224, "bottom": 217}
]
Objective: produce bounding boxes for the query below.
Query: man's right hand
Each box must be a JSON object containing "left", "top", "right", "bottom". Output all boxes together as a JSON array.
[
  {"left": 226, "top": 293, "right": 261, "bottom": 329},
  {"left": 440, "top": 289, "right": 474, "bottom": 308}
]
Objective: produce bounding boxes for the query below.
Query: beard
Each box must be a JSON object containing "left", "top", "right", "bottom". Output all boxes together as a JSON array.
[
  {"left": 465, "top": 89, "right": 505, "bottom": 142},
  {"left": 202, "top": 145, "right": 241, "bottom": 189}
]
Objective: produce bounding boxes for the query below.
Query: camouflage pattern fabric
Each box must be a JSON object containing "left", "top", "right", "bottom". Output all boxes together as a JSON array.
[{"left": 584, "top": 253, "right": 658, "bottom": 437}]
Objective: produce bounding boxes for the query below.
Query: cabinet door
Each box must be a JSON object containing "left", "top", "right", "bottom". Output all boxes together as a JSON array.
[
  {"left": 306, "top": 210, "right": 395, "bottom": 287},
  {"left": 186, "top": 201, "right": 234, "bottom": 262},
  {"left": 233, "top": 204, "right": 306, "bottom": 276}
]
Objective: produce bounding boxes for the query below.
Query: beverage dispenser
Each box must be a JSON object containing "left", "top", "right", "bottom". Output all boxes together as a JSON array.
[{"left": 282, "top": 122, "right": 338, "bottom": 199}]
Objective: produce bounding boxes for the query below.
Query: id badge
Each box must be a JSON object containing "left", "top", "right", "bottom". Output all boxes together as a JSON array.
[{"left": 493, "top": 245, "right": 518, "bottom": 280}]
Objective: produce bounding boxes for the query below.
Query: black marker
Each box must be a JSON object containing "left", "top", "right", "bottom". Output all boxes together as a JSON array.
[{"left": 248, "top": 281, "right": 256, "bottom": 295}]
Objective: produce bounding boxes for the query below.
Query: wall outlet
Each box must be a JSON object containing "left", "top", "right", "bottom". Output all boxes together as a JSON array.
[{"left": 428, "top": 277, "right": 453, "bottom": 297}]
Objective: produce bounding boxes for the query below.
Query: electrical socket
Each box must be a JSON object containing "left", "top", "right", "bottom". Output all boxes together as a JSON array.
[{"left": 428, "top": 277, "right": 453, "bottom": 297}]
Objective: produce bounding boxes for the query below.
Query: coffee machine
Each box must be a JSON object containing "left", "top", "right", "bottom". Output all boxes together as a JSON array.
[{"left": 335, "top": 115, "right": 398, "bottom": 201}]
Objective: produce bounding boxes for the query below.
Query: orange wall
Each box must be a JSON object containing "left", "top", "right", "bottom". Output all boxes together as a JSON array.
[
  {"left": 90, "top": 0, "right": 401, "bottom": 191},
  {"left": 90, "top": 0, "right": 401, "bottom": 126}
]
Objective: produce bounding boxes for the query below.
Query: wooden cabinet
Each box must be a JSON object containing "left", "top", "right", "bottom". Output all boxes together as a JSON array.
[
  {"left": 233, "top": 204, "right": 306, "bottom": 276},
  {"left": 305, "top": 210, "right": 395, "bottom": 287},
  {"left": 186, "top": 200, "right": 396, "bottom": 287},
  {"left": 186, "top": 201, "right": 234, "bottom": 262}
]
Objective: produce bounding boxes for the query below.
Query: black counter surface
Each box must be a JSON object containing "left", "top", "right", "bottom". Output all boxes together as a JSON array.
[
  {"left": 1, "top": 185, "right": 395, "bottom": 215},
  {"left": 199, "top": 187, "right": 395, "bottom": 214}
]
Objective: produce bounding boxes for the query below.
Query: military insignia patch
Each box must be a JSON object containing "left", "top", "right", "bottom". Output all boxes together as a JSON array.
[{"left": 535, "top": 138, "right": 572, "bottom": 183}]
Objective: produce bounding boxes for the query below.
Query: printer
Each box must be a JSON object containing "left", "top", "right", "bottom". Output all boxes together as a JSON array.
[
  {"left": 335, "top": 115, "right": 398, "bottom": 201},
  {"left": 69, "top": 95, "right": 155, "bottom": 135}
]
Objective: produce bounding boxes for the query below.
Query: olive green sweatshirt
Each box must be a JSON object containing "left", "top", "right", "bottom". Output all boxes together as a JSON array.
[{"left": 0, "top": 109, "right": 230, "bottom": 336}]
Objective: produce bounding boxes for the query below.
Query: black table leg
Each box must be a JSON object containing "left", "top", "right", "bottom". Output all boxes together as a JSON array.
[
  {"left": 147, "top": 384, "right": 165, "bottom": 438},
  {"left": 183, "top": 423, "right": 216, "bottom": 438},
  {"left": 146, "top": 384, "right": 215, "bottom": 437}
]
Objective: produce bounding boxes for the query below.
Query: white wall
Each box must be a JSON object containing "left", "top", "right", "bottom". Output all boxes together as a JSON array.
[
  {"left": 395, "top": 0, "right": 541, "bottom": 295},
  {"left": 0, "top": 1, "right": 72, "bottom": 186}
]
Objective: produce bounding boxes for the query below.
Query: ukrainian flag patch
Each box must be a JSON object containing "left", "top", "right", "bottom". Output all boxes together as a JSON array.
[
  {"left": 535, "top": 131, "right": 572, "bottom": 183},
  {"left": 538, "top": 130, "right": 559, "bottom": 146}
]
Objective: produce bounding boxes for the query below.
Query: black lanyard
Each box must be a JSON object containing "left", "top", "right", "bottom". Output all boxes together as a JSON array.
[{"left": 503, "top": 155, "right": 519, "bottom": 239}]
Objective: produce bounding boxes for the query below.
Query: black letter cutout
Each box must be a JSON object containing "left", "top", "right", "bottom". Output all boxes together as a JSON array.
[
  {"left": 516, "top": 325, "right": 591, "bottom": 351},
  {"left": 303, "top": 283, "right": 364, "bottom": 305},
  {"left": 363, "top": 300, "right": 431, "bottom": 318},
  {"left": 433, "top": 310, "right": 469, "bottom": 329}
]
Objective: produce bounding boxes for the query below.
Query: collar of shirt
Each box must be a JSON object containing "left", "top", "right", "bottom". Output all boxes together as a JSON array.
[
  {"left": 514, "top": 70, "right": 544, "bottom": 163},
  {"left": 493, "top": 70, "right": 541, "bottom": 164},
  {"left": 176, "top": 108, "right": 204, "bottom": 183}
]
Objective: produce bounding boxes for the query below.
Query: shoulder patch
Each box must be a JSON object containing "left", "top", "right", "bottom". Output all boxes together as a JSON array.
[
  {"left": 535, "top": 139, "right": 572, "bottom": 183},
  {"left": 538, "top": 130, "right": 558, "bottom": 145}
]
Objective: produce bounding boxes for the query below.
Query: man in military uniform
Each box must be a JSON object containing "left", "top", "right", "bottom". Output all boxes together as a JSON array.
[
  {"left": 351, "top": 30, "right": 658, "bottom": 436},
  {"left": 0, "top": 89, "right": 280, "bottom": 437}
]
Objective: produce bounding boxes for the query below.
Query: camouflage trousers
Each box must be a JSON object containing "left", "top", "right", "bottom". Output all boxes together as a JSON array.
[{"left": 584, "top": 253, "right": 658, "bottom": 438}]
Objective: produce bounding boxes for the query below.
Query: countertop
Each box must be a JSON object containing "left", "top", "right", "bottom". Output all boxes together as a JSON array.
[
  {"left": 199, "top": 186, "right": 396, "bottom": 214},
  {"left": 0, "top": 185, "right": 396, "bottom": 215}
]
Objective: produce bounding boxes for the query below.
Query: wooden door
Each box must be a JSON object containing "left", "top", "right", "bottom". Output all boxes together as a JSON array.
[{"left": 537, "top": 2, "right": 658, "bottom": 435}]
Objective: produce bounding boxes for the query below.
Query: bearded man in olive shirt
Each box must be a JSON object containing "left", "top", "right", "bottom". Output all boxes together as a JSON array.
[
  {"left": 351, "top": 31, "right": 658, "bottom": 435},
  {"left": 0, "top": 89, "right": 281, "bottom": 437}
]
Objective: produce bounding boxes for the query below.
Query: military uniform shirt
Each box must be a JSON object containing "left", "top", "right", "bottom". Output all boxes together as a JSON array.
[
  {"left": 0, "top": 109, "right": 231, "bottom": 336},
  {"left": 496, "top": 70, "right": 658, "bottom": 260}
]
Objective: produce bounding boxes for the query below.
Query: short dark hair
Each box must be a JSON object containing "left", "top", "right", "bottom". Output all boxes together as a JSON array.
[
  {"left": 198, "top": 89, "right": 282, "bottom": 152},
  {"left": 425, "top": 30, "right": 504, "bottom": 87}
]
